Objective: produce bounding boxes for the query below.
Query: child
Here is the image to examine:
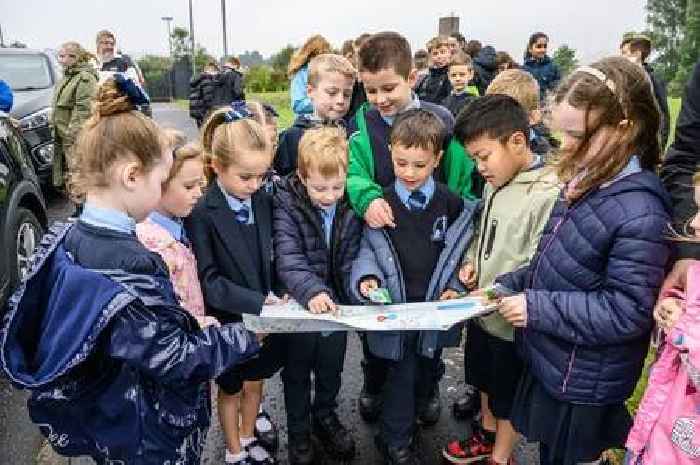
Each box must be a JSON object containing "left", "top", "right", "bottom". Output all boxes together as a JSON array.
[
  {"left": 522, "top": 32, "right": 561, "bottom": 102},
  {"left": 411, "top": 49, "right": 429, "bottom": 90},
  {"left": 441, "top": 51, "right": 479, "bottom": 117},
  {"left": 351, "top": 108, "right": 479, "bottom": 465},
  {"left": 275, "top": 53, "right": 356, "bottom": 176},
  {"left": 486, "top": 68, "right": 553, "bottom": 158},
  {"left": 186, "top": 104, "right": 287, "bottom": 465},
  {"left": 415, "top": 35, "right": 452, "bottom": 104},
  {"left": 495, "top": 57, "right": 670, "bottom": 465},
  {"left": 288, "top": 35, "right": 332, "bottom": 117},
  {"left": 0, "top": 77, "right": 259, "bottom": 465},
  {"left": 440, "top": 95, "right": 560, "bottom": 465},
  {"left": 273, "top": 127, "right": 361, "bottom": 464},
  {"left": 189, "top": 61, "right": 220, "bottom": 128},
  {"left": 626, "top": 173, "right": 700, "bottom": 464},
  {"left": 348, "top": 31, "right": 475, "bottom": 426}
]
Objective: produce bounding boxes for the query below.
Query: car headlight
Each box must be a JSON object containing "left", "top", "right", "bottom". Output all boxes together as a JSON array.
[
  {"left": 19, "top": 107, "right": 52, "bottom": 131},
  {"left": 33, "top": 142, "right": 54, "bottom": 165}
]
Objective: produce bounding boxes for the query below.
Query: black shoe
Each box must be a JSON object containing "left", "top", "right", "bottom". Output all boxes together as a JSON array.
[
  {"left": 358, "top": 387, "right": 382, "bottom": 423},
  {"left": 417, "top": 386, "right": 441, "bottom": 427},
  {"left": 287, "top": 433, "right": 314, "bottom": 465},
  {"left": 254, "top": 410, "right": 279, "bottom": 454},
  {"left": 385, "top": 442, "right": 422, "bottom": 465},
  {"left": 313, "top": 411, "right": 356, "bottom": 459},
  {"left": 452, "top": 384, "right": 480, "bottom": 421}
]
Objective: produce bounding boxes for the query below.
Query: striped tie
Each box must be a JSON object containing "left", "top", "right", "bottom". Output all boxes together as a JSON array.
[
  {"left": 408, "top": 190, "right": 427, "bottom": 211},
  {"left": 235, "top": 205, "right": 250, "bottom": 224}
]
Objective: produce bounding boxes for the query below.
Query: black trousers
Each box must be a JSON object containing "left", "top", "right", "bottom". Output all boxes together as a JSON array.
[
  {"left": 282, "top": 331, "right": 347, "bottom": 435},
  {"left": 217, "top": 333, "right": 287, "bottom": 395}
]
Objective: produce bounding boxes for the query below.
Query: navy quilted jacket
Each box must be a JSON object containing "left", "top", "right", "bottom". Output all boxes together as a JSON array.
[
  {"left": 273, "top": 174, "right": 363, "bottom": 307},
  {"left": 523, "top": 55, "right": 561, "bottom": 101},
  {"left": 497, "top": 168, "right": 671, "bottom": 405}
]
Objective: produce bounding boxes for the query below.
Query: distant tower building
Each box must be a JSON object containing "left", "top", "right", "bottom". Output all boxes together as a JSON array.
[{"left": 439, "top": 14, "right": 460, "bottom": 36}]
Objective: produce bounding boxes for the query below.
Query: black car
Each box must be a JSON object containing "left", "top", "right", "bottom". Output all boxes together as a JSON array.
[
  {"left": 0, "top": 48, "right": 61, "bottom": 185},
  {"left": 0, "top": 112, "right": 47, "bottom": 305}
]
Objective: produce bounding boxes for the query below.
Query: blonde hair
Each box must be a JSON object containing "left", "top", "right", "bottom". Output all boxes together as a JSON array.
[
  {"left": 297, "top": 127, "right": 348, "bottom": 180},
  {"left": 486, "top": 69, "right": 540, "bottom": 113},
  {"left": 168, "top": 143, "right": 204, "bottom": 185},
  {"left": 60, "top": 41, "right": 96, "bottom": 65},
  {"left": 427, "top": 35, "right": 450, "bottom": 53},
  {"left": 200, "top": 105, "right": 271, "bottom": 183},
  {"left": 287, "top": 35, "right": 332, "bottom": 77},
  {"left": 69, "top": 78, "right": 165, "bottom": 202},
  {"left": 307, "top": 53, "right": 356, "bottom": 88},
  {"left": 449, "top": 51, "right": 473, "bottom": 69},
  {"left": 95, "top": 30, "right": 116, "bottom": 46}
]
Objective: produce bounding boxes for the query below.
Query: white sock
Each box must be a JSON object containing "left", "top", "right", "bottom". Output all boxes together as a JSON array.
[
  {"left": 225, "top": 449, "right": 248, "bottom": 464},
  {"left": 255, "top": 413, "right": 273, "bottom": 433},
  {"left": 240, "top": 436, "right": 255, "bottom": 448}
]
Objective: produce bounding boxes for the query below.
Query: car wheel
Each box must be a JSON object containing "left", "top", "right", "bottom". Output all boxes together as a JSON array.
[{"left": 9, "top": 207, "right": 43, "bottom": 287}]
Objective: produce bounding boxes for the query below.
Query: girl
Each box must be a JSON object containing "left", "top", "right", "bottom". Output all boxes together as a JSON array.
[
  {"left": 136, "top": 134, "right": 217, "bottom": 328},
  {"left": 625, "top": 175, "right": 700, "bottom": 465},
  {"left": 287, "top": 34, "right": 331, "bottom": 117},
  {"left": 52, "top": 41, "right": 98, "bottom": 189},
  {"left": 186, "top": 104, "right": 287, "bottom": 465},
  {"left": 494, "top": 57, "right": 671, "bottom": 465},
  {"left": 0, "top": 77, "right": 258, "bottom": 465},
  {"left": 522, "top": 32, "right": 561, "bottom": 102}
]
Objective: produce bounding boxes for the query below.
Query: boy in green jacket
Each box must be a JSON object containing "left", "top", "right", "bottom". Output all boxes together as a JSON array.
[{"left": 441, "top": 95, "right": 559, "bottom": 465}]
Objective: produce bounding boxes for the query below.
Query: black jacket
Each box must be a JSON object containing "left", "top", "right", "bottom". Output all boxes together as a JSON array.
[
  {"left": 213, "top": 68, "right": 245, "bottom": 106},
  {"left": 274, "top": 115, "right": 318, "bottom": 176},
  {"left": 441, "top": 92, "right": 478, "bottom": 118},
  {"left": 273, "top": 174, "right": 362, "bottom": 307},
  {"left": 660, "top": 60, "right": 700, "bottom": 259},
  {"left": 189, "top": 73, "right": 219, "bottom": 125},
  {"left": 472, "top": 46, "right": 498, "bottom": 95},
  {"left": 186, "top": 182, "right": 278, "bottom": 322},
  {"left": 416, "top": 66, "right": 452, "bottom": 104},
  {"left": 644, "top": 63, "right": 671, "bottom": 149}
]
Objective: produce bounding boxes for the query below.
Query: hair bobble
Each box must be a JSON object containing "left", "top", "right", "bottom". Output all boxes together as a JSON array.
[
  {"left": 113, "top": 73, "right": 150, "bottom": 106},
  {"left": 224, "top": 100, "right": 253, "bottom": 122}
]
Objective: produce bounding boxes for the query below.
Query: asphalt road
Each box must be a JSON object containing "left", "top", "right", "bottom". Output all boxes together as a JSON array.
[{"left": 38, "top": 103, "right": 538, "bottom": 465}]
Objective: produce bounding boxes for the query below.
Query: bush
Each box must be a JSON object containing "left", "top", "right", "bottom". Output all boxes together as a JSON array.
[{"left": 246, "top": 65, "right": 288, "bottom": 93}]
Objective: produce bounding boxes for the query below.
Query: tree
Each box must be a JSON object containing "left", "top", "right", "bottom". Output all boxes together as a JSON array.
[
  {"left": 268, "top": 45, "right": 295, "bottom": 91},
  {"left": 670, "top": 0, "right": 700, "bottom": 95},
  {"left": 137, "top": 55, "right": 171, "bottom": 83},
  {"left": 239, "top": 50, "right": 265, "bottom": 67},
  {"left": 552, "top": 44, "right": 578, "bottom": 77},
  {"left": 646, "top": 0, "right": 688, "bottom": 84},
  {"left": 170, "top": 26, "right": 190, "bottom": 60}
]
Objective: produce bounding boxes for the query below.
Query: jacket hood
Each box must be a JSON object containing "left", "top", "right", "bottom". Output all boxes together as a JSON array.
[
  {"left": 1, "top": 223, "right": 134, "bottom": 388},
  {"left": 64, "top": 62, "right": 99, "bottom": 80},
  {"left": 597, "top": 169, "right": 672, "bottom": 211},
  {"left": 511, "top": 164, "right": 560, "bottom": 192},
  {"left": 277, "top": 173, "right": 351, "bottom": 216},
  {"left": 474, "top": 46, "right": 497, "bottom": 71},
  {"left": 290, "top": 115, "right": 326, "bottom": 130}
]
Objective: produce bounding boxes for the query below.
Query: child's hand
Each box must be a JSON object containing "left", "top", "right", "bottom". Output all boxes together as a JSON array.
[
  {"left": 439, "top": 289, "right": 461, "bottom": 300},
  {"left": 498, "top": 294, "right": 527, "bottom": 327},
  {"left": 654, "top": 297, "right": 683, "bottom": 331},
  {"left": 459, "top": 262, "right": 477, "bottom": 289},
  {"left": 359, "top": 278, "right": 380, "bottom": 298},
  {"left": 308, "top": 292, "right": 337, "bottom": 315},
  {"left": 256, "top": 332, "right": 268, "bottom": 344},
  {"left": 364, "top": 198, "right": 396, "bottom": 229},
  {"left": 196, "top": 316, "right": 220, "bottom": 328}
]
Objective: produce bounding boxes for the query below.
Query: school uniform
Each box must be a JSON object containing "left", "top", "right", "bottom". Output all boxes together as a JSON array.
[{"left": 186, "top": 180, "right": 287, "bottom": 395}]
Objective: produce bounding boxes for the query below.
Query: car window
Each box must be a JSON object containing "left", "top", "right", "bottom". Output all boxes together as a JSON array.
[{"left": 0, "top": 54, "right": 53, "bottom": 91}]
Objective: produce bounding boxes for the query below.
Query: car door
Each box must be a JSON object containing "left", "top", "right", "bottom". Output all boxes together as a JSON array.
[{"left": 0, "top": 118, "right": 16, "bottom": 303}]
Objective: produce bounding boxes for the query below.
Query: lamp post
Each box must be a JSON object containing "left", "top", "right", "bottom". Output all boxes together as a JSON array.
[
  {"left": 221, "top": 0, "right": 228, "bottom": 60},
  {"left": 161, "top": 16, "right": 174, "bottom": 101},
  {"left": 189, "top": 0, "right": 196, "bottom": 75}
]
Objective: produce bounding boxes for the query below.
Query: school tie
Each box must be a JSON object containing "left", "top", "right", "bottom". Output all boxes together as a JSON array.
[
  {"left": 408, "top": 190, "right": 427, "bottom": 212},
  {"left": 234, "top": 204, "right": 250, "bottom": 224}
]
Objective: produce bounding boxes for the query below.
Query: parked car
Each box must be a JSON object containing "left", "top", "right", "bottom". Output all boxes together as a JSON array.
[
  {"left": 0, "top": 48, "right": 62, "bottom": 186},
  {"left": 0, "top": 110, "right": 47, "bottom": 465}
]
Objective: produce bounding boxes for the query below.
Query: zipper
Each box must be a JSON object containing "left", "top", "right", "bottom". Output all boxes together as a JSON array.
[
  {"left": 475, "top": 187, "right": 500, "bottom": 278},
  {"left": 562, "top": 345, "right": 577, "bottom": 393},
  {"left": 483, "top": 219, "right": 498, "bottom": 259}
]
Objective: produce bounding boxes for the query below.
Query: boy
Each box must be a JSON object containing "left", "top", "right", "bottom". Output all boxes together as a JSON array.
[
  {"left": 415, "top": 35, "right": 452, "bottom": 104},
  {"left": 441, "top": 95, "right": 559, "bottom": 465},
  {"left": 275, "top": 53, "right": 356, "bottom": 176},
  {"left": 351, "top": 109, "right": 478, "bottom": 465},
  {"left": 441, "top": 51, "right": 480, "bottom": 117},
  {"left": 273, "top": 127, "right": 361, "bottom": 465},
  {"left": 485, "top": 68, "right": 553, "bottom": 159},
  {"left": 347, "top": 31, "right": 475, "bottom": 427}
]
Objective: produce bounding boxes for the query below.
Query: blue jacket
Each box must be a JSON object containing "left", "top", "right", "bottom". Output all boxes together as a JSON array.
[
  {"left": 290, "top": 65, "right": 313, "bottom": 116},
  {"left": 350, "top": 199, "right": 479, "bottom": 361},
  {"left": 0, "top": 79, "right": 12, "bottom": 113},
  {"left": 523, "top": 55, "right": 561, "bottom": 101},
  {"left": 0, "top": 222, "right": 259, "bottom": 464},
  {"left": 274, "top": 174, "right": 362, "bottom": 307},
  {"left": 496, "top": 168, "right": 671, "bottom": 405}
]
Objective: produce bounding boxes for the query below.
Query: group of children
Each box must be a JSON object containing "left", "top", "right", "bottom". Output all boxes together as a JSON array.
[{"left": 0, "top": 28, "right": 690, "bottom": 465}]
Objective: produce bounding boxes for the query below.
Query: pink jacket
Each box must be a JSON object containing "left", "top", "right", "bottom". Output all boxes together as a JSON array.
[
  {"left": 626, "top": 261, "right": 700, "bottom": 464},
  {"left": 136, "top": 219, "right": 206, "bottom": 319}
]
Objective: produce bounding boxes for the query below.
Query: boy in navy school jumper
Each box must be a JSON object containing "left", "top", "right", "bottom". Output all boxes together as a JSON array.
[
  {"left": 274, "top": 54, "right": 356, "bottom": 177},
  {"left": 186, "top": 106, "right": 285, "bottom": 465},
  {"left": 351, "top": 109, "right": 477, "bottom": 465},
  {"left": 273, "top": 127, "right": 362, "bottom": 465},
  {"left": 346, "top": 31, "right": 465, "bottom": 428},
  {"left": 415, "top": 35, "right": 453, "bottom": 104}
]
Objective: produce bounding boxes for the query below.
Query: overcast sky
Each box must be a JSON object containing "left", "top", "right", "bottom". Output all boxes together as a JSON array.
[{"left": 2, "top": 0, "right": 646, "bottom": 65}]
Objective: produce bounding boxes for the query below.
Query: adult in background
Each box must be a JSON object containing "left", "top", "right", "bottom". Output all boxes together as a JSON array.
[
  {"left": 215, "top": 56, "right": 246, "bottom": 106},
  {"left": 288, "top": 35, "right": 332, "bottom": 117},
  {"left": 94, "top": 30, "right": 139, "bottom": 84},
  {"left": 189, "top": 61, "right": 220, "bottom": 127},
  {"left": 620, "top": 32, "right": 671, "bottom": 149},
  {"left": 0, "top": 79, "right": 13, "bottom": 113},
  {"left": 522, "top": 32, "right": 560, "bottom": 102},
  {"left": 52, "top": 41, "right": 98, "bottom": 190}
]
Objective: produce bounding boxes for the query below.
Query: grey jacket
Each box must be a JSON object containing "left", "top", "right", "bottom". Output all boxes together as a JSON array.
[{"left": 350, "top": 200, "right": 479, "bottom": 360}]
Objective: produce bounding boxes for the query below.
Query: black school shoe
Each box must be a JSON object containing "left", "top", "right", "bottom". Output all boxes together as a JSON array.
[
  {"left": 417, "top": 386, "right": 441, "bottom": 427},
  {"left": 287, "top": 432, "right": 314, "bottom": 465},
  {"left": 313, "top": 411, "right": 356, "bottom": 459},
  {"left": 376, "top": 433, "right": 423, "bottom": 465},
  {"left": 452, "top": 384, "right": 480, "bottom": 421},
  {"left": 254, "top": 410, "right": 279, "bottom": 454},
  {"left": 358, "top": 386, "right": 382, "bottom": 423}
]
